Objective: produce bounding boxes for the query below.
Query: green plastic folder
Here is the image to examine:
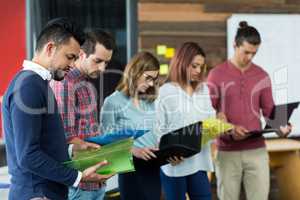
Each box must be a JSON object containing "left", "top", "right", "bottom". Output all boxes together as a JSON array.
[{"left": 64, "top": 138, "right": 135, "bottom": 175}]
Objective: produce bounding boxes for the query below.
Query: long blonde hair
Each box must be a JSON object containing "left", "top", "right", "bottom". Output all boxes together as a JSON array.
[{"left": 116, "top": 52, "right": 160, "bottom": 102}]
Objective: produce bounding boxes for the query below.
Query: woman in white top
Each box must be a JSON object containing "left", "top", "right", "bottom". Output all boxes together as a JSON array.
[{"left": 155, "top": 42, "right": 215, "bottom": 200}]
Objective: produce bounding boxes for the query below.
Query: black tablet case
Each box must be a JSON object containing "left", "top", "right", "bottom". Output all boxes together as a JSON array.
[
  {"left": 247, "top": 102, "right": 299, "bottom": 138},
  {"left": 142, "top": 122, "right": 203, "bottom": 166}
]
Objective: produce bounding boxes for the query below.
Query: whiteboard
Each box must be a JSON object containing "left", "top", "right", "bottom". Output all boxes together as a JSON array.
[{"left": 227, "top": 14, "right": 300, "bottom": 137}]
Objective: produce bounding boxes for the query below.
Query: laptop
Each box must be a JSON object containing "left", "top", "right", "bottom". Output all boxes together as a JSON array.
[{"left": 247, "top": 102, "right": 300, "bottom": 138}]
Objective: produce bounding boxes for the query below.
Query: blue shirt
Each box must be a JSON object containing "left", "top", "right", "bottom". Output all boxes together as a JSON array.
[
  {"left": 2, "top": 64, "right": 78, "bottom": 200},
  {"left": 100, "top": 90, "right": 157, "bottom": 148},
  {"left": 155, "top": 82, "right": 215, "bottom": 177}
]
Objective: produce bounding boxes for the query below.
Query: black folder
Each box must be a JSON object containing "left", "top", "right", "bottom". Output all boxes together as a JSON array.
[
  {"left": 152, "top": 122, "right": 203, "bottom": 166},
  {"left": 247, "top": 102, "right": 299, "bottom": 138}
]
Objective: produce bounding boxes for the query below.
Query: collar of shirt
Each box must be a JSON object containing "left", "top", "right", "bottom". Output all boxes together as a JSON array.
[
  {"left": 227, "top": 60, "right": 256, "bottom": 76},
  {"left": 22, "top": 60, "right": 52, "bottom": 81}
]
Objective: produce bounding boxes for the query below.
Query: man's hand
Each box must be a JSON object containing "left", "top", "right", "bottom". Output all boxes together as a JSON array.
[
  {"left": 131, "top": 147, "right": 158, "bottom": 161},
  {"left": 167, "top": 156, "right": 184, "bottom": 166},
  {"left": 81, "top": 160, "right": 115, "bottom": 183},
  {"left": 217, "top": 112, "right": 228, "bottom": 122},
  {"left": 73, "top": 141, "right": 100, "bottom": 151},
  {"left": 231, "top": 125, "right": 249, "bottom": 140},
  {"left": 278, "top": 123, "right": 292, "bottom": 137},
  {"left": 71, "top": 137, "right": 100, "bottom": 152}
]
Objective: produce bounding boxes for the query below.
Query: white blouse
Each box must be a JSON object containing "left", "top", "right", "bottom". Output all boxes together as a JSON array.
[{"left": 155, "top": 82, "right": 215, "bottom": 177}]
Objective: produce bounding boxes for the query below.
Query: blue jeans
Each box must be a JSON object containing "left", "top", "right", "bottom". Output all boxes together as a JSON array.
[
  {"left": 68, "top": 186, "right": 106, "bottom": 200},
  {"left": 160, "top": 170, "right": 211, "bottom": 200}
]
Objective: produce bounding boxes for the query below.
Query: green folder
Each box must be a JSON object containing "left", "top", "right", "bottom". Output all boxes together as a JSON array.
[{"left": 64, "top": 138, "right": 135, "bottom": 175}]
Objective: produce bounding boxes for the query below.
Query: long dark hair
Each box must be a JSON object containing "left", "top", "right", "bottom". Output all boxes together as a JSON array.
[{"left": 167, "top": 42, "right": 206, "bottom": 88}]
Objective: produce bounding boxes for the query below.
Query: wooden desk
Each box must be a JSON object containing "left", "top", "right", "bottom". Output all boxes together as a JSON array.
[{"left": 266, "top": 138, "right": 300, "bottom": 200}]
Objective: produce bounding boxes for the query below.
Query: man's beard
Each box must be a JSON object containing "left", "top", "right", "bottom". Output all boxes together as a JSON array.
[
  {"left": 50, "top": 69, "right": 66, "bottom": 81},
  {"left": 88, "top": 71, "right": 101, "bottom": 79}
]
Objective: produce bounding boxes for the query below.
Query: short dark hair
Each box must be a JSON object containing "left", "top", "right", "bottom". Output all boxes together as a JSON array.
[
  {"left": 35, "top": 17, "right": 85, "bottom": 52},
  {"left": 235, "top": 21, "right": 261, "bottom": 47},
  {"left": 81, "top": 29, "right": 116, "bottom": 57},
  {"left": 168, "top": 42, "right": 206, "bottom": 87}
]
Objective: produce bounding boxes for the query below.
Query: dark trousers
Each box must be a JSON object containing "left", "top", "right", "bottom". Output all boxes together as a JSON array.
[
  {"left": 160, "top": 170, "right": 211, "bottom": 200},
  {"left": 118, "top": 157, "right": 161, "bottom": 200}
]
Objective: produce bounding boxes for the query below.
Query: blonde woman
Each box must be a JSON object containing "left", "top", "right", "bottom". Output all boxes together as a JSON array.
[{"left": 101, "top": 52, "right": 161, "bottom": 200}]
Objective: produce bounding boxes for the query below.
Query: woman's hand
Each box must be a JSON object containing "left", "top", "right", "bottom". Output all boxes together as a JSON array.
[
  {"left": 167, "top": 156, "right": 184, "bottom": 166},
  {"left": 131, "top": 147, "right": 158, "bottom": 161}
]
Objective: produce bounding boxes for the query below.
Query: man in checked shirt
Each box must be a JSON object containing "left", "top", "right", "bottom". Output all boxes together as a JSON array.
[{"left": 50, "top": 29, "right": 116, "bottom": 200}]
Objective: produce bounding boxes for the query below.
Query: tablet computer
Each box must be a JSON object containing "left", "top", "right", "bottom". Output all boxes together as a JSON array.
[{"left": 247, "top": 102, "right": 300, "bottom": 138}]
